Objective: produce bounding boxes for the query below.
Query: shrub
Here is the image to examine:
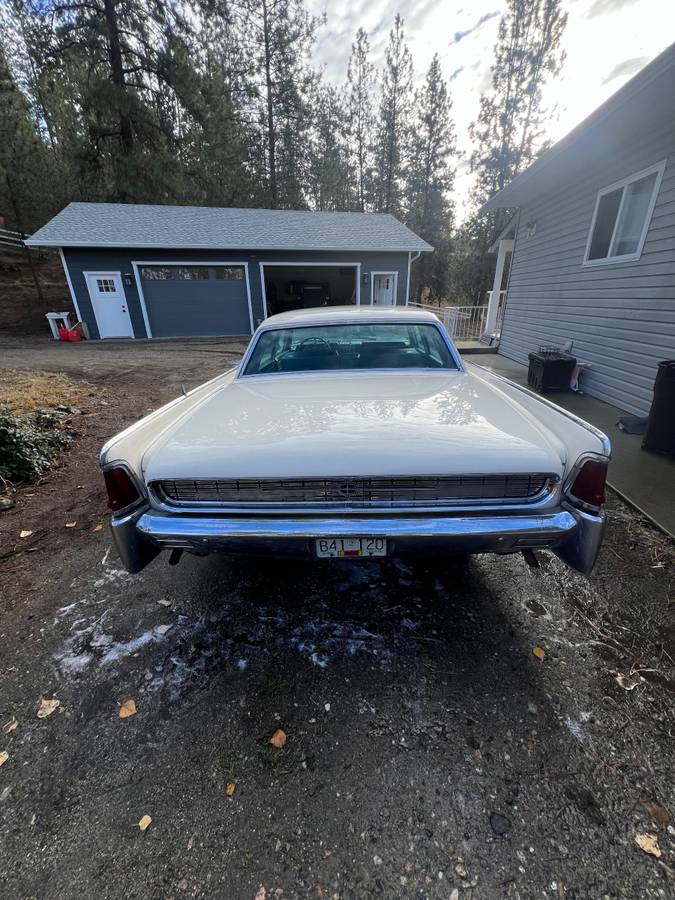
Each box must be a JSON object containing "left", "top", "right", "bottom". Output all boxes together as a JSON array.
[{"left": 0, "top": 405, "right": 72, "bottom": 483}]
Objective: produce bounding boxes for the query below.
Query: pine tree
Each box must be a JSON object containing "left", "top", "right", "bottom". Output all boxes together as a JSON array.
[
  {"left": 239, "top": 0, "right": 322, "bottom": 209},
  {"left": 373, "top": 15, "right": 412, "bottom": 217},
  {"left": 452, "top": 0, "right": 567, "bottom": 305},
  {"left": 307, "top": 83, "right": 354, "bottom": 211},
  {"left": 346, "top": 28, "right": 374, "bottom": 212},
  {"left": 406, "top": 54, "right": 456, "bottom": 302},
  {"left": 470, "top": 0, "right": 567, "bottom": 205}
]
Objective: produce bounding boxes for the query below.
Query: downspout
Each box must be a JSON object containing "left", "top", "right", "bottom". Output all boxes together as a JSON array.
[{"left": 406, "top": 251, "right": 421, "bottom": 305}]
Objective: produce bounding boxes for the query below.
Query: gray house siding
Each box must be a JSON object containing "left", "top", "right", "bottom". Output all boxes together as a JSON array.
[
  {"left": 63, "top": 247, "right": 411, "bottom": 340},
  {"left": 499, "top": 119, "right": 675, "bottom": 416}
]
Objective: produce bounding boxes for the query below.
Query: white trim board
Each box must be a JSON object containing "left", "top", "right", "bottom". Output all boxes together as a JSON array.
[
  {"left": 369, "top": 271, "right": 399, "bottom": 305},
  {"left": 131, "top": 260, "right": 254, "bottom": 339},
  {"left": 258, "top": 260, "right": 362, "bottom": 319},
  {"left": 59, "top": 248, "right": 83, "bottom": 325}
]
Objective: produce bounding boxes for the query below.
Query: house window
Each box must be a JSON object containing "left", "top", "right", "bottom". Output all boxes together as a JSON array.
[
  {"left": 96, "top": 278, "right": 116, "bottom": 292},
  {"left": 584, "top": 160, "right": 665, "bottom": 265}
]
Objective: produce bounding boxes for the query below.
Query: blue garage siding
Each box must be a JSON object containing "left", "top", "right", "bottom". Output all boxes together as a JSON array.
[{"left": 62, "top": 248, "right": 411, "bottom": 339}]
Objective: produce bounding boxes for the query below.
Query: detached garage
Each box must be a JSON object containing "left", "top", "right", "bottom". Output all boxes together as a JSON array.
[{"left": 26, "top": 203, "right": 432, "bottom": 340}]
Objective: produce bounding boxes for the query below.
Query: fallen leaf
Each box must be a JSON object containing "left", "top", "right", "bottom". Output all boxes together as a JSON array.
[
  {"left": 226, "top": 782, "right": 236, "bottom": 797},
  {"left": 269, "top": 728, "right": 287, "bottom": 749},
  {"left": 92, "top": 523, "right": 104, "bottom": 532},
  {"left": 19, "top": 530, "right": 33, "bottom": 539},
  {"left": 157, "top": 599, "right": 172, "bottom": 607},
  {"left": 0, "top": 751, "right": 9, "bottom": 767},
  {"left": 119, "top": 699, "right": 137, "bottom": 719},
  {"left": 2, "top": 717, "right": 18, "bottom": 734},
  {"left": 634, "top": 833, "right": 661, "bottom": 858},
  {"left": 613, "top": 672, "right": 639, "bottom": 691},
  {"left": 30, "top": 814, "right": 37, "bottom": 826},
  {"left": 454, "top": 862, "right": 468, "bottom": 878},
  {"left": 254, "top": 887, "right": 266, "bottom": 900},
  {"left": 532, "top": 646, "right": 545, "bottom": 661},
  {"left": 641, "top": 800, "right": 671, "bottom": 829},
  {"left": 138, "top": 814, "right": 152, "bottom": 832},
  {"left": 37, "top": 698, "right": 60, "bottom": 718},
  {"left": 65, "top": 521, "right": 77, "bottom": 528}
]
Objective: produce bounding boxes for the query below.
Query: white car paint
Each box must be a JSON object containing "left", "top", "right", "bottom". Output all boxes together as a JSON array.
[{"left": 101, "top": 306, "right": 608, "bottom": 501}]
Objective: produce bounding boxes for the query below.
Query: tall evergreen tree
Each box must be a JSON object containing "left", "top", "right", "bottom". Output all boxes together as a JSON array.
[
  {"left": 346, "top": 28, "right": 374, "bottom": 211},
  {"left": 406, "top": 54, "right": 456, "bottom": 302},
  {"left": 451, "top": 0, "right": 567, "bottom": 305},
  {"left": 240, "top": 0, "right": 322, "bottom": 209},
  {"left": 307, "top": 83, "right": 354, "bottom": 210},
  {"left": 470, "top": 0, "right": 567, "bottom": 205},
  {"left": 373, "top": 14, "right": 412, "bottom": 217}
]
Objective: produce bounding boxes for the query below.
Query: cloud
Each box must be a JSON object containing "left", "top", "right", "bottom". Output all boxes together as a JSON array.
[
  {"left": 602, "top": 55, "right": 648, "bottom": 83},
  {"left": 450, "top": 10, "right": 500, "bottom": 45},
  {"left": 588, "top": 0, "right": 639, "bottom": 18}
]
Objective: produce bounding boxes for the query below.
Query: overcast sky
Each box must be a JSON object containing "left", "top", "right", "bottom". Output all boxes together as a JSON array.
[{"left": 307, "top": 0, "right": 675, "bottom": 213}]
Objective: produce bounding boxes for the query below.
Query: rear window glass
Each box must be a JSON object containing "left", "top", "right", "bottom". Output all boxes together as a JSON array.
[{"left": 243, "top": 323, "right": 457, "bottom": 375}]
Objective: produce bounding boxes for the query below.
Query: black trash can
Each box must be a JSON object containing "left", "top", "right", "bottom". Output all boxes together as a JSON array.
[
  {"left": 642, "top": 360, "right": 675, "bottom": 457},
  {"left": 527, "top": 348, "right": 576, "bottom": 393}
]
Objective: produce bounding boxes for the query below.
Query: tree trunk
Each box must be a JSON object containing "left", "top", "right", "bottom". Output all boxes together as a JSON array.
[
  {"left": 6, "top": 173, "right": 44, "bottom": 304},
  {"left": 261, "top": 0, "right": 277, "bottom": 208},
  {"left": 103, "top": 0, "right": 134, "bottom": 156}
]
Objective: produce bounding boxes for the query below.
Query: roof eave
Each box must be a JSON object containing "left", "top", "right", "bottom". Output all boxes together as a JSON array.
[{"left": 27, "top": 239, "right": 433, "bottom": 252}]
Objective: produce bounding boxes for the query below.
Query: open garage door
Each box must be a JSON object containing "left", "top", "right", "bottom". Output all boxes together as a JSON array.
[
  {"left": 262, "top": 264, "right": 358, "bottom": 317},
  {"left": 137, "top": 264, "right": 252, "bottom": 338}
]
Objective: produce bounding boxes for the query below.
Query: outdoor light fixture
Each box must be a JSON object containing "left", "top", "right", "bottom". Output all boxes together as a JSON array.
[
  {"left": 123, "top": 273, "right": 133, "bottom": 286},
  {"left": 362, "top": 272, "right": 370, "bottom": 285}
]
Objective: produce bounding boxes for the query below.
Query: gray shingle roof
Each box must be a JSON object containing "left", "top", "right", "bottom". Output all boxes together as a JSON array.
[{"left": 26, "top": 202, "right": 432, "bottom": 252}]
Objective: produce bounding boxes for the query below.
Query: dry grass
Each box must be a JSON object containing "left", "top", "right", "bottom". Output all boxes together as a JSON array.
[{"left": 0, "top": 370, "right": 95, "bottom": 414}]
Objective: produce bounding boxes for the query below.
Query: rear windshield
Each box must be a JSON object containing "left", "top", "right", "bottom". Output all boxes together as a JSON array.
[{"left": 242, "top": 323, "right": 458, "bottom": 375}]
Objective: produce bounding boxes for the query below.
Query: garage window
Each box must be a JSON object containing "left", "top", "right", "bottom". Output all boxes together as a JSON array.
[
  {"left": 176, "top": 267, "right": 209, "bottom": 280},
  {"left": 215, "top": 267, "right": 244, "bottom": 280}
]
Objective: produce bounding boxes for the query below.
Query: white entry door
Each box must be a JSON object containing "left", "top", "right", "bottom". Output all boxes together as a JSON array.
[
  {"left": 373, "top": 273, "right": 396, "bottom": 305},
  {"left": 85, "top": 272, "right": 133, "bottom": 338}
]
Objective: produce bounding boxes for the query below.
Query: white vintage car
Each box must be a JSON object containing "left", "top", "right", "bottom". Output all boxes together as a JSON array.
[{"left": 101, "top": 306, "right": 610, "bottom": 575}]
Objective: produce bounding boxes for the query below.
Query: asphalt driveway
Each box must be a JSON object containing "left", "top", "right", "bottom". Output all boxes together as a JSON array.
[{"left": 0, "top": 337, "right": 673, "bottom": 899}]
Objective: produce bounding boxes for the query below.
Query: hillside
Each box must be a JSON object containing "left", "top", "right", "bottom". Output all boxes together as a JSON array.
[{"left": 0, "top": 249, "right": 74, "bottom": 336}]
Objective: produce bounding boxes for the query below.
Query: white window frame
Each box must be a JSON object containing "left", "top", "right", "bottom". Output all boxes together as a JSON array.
[{"left": 582, "top": 159, "right": 666, "bottom": 267}]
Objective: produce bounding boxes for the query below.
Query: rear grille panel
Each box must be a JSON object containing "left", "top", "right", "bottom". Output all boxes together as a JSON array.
[{"left": 153, "top": 474, "right": 556, "bottom": 508}]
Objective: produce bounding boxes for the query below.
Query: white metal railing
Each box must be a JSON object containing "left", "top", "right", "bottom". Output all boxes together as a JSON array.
[{"left": 408, "top": 301, "right": 489, "bottom": 341}]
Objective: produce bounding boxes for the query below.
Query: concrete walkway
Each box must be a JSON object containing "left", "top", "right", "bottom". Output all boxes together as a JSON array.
[{"left": 467, "top": 353, "right": 675, "bottom": 538}]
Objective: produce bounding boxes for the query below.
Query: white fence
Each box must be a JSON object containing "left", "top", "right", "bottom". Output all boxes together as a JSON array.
[
  {"left": 408, "top": 302, "right": 488, "bottom": 341},
  {"left": 0, "top": 227, "right": 29, "bottom": 251}
]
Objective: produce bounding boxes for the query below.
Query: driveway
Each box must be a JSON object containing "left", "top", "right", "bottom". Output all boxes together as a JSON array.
[{"left": 0, "top": 338, "right": 673, "bottom": 899}]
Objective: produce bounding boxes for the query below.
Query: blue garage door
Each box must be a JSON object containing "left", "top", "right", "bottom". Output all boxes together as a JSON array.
[{"left": 139, "top": 264, "right": 251, "bottom": 337}]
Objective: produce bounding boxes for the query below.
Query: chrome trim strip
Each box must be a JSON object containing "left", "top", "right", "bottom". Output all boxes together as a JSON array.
[{"left": 136, "top": 509, "right": 579, "bottom": 542}]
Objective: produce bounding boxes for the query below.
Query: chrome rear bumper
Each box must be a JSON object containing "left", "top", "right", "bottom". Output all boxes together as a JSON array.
[{"left": 110, "top": 503, "right": 605, "bottom": 575}]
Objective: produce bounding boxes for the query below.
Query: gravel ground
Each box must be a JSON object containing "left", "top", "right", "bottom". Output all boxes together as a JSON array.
[{"left": 0, "top": 337, "right": 673, "bottom": 900}]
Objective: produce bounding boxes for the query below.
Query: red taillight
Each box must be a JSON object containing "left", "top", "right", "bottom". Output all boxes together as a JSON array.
[
  {"left": 567, "top": 458, "right": 608, "bottom": 510},
  {"left": 103, "top": 466, "right": 141, "bottom": 512}
]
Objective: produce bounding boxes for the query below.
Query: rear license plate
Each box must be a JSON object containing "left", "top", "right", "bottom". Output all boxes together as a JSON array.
[{"left": 315, "top": 538, "right": 387, "bottom": 558}]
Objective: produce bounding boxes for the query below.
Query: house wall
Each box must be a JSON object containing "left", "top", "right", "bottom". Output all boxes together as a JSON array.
[
  {"left": 499, "top": 120, "right": 675, "bottom": 416},
  {"left": 62, "top": 247, "right": 412, "bottom": 340}
]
